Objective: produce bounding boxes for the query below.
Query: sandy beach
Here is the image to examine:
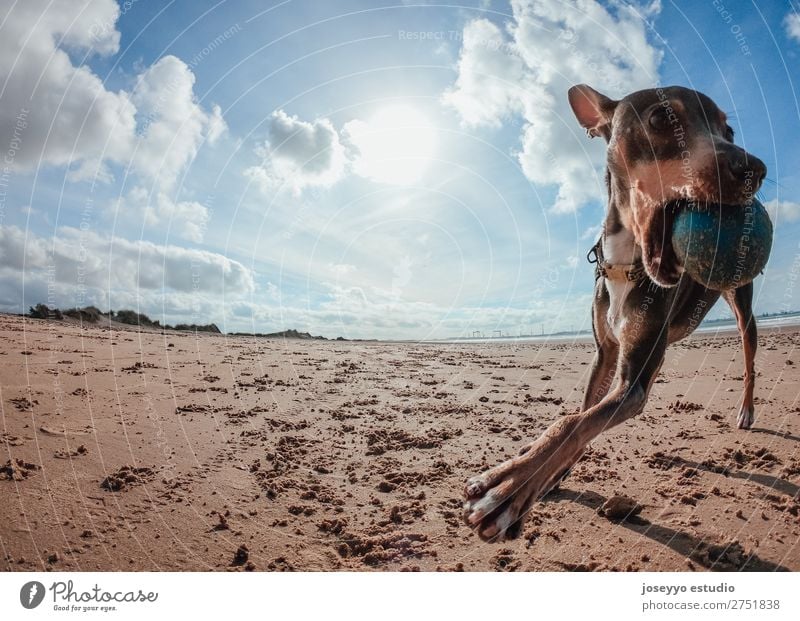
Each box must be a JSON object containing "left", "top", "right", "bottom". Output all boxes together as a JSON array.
[{"left": 1, "top": 314, "right": 798, "bottom": 572}]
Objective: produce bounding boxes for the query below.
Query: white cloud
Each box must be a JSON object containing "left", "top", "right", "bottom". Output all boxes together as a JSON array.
[
  {"left": 443, "top": 0, "right": 662, "bottom": 213},
  {"left": 441, "top": 19, "right": 527, "bottom": 127},
  {"left": 0, "top": 0, "right": 134, "bottom": 172},
  {"left": 328, "top": 263, "right": 357, "bottom": 276},
  {"left": 116, "top": 186, "right": 211, "bottom": 244},
  {"left": 130, "top": 56, "right": 226, "bottom": 190},
  {"left": 0, "top": 2, "right": 226, "bottom": 239},
  {"left": 0, "top": 225, "right": 254, "bottom": 301},
  {"left": 244, "top": 110, "right": 346, "bottom": 194},
  {"left": 206, "top": 105, "right": 227, "bottom": 144},
  {"left": 765, "top": 198, "right": 800, "bottom": 223},
  {"left": 107, "top": 55, "right": 227, "bottom": 241},
  {"left": 785, "top": 12, "right": 800, "bottom": 43},
  {"left": 580, "top": 223, "right": 603, "bottom": 240}
]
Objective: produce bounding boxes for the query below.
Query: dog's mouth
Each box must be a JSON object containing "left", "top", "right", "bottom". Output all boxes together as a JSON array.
[{"left": 641, "top": 201, "right": 684, "bottom": 287}]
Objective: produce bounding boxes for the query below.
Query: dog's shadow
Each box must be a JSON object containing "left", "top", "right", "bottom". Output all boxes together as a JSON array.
[
  {"left": 647, "top": 452, "right": 799, "bottom": 499},
  {"left": 549, "top": 488, "right": 790, "bottom": 572},
  {"left": 751, "top": 426, "right": 800, "bottom": 444}
]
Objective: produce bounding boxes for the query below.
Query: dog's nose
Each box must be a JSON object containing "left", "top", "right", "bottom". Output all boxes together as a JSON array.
[{"left": 727, "top": 150, "right": 766, "bottom": 187}]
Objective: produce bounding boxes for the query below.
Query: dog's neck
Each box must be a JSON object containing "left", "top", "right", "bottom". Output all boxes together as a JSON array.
[
  {"left": 601, "top": 171, "right": 640, "bottom": 266},
  {"left": 601, "top": 172, "right": 643, "bottom": 326}
]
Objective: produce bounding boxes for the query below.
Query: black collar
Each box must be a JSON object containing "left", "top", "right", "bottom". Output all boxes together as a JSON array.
[{"left": 587, "top": 237, "right": 646, "bottom": 282}]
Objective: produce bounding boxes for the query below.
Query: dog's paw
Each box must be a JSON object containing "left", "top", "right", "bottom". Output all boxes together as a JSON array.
[
  {"left": 463, "top": 461, "right": 534, "bottom": 542},
  {"left": 463, "top": 451, "right": 573, "bottom": 542},
  {"left": 737, "top": 403, "right": 754, "bottom": 429}
]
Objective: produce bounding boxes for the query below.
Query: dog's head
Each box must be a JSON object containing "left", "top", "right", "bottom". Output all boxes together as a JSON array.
[{"left": 568, "top": 84, "right": 766, "bottom": 287}]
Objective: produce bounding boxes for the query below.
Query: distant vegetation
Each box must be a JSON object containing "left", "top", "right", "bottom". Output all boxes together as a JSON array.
[
  {"left": 28, "top": 303, "right": 63, "bottom": 320},
  {"left": 64, "top": 305, "right": 103, "bottom": 323},
  {"left": 172, "top": 323, "right": 222, "bottom": 333},
  {"left": 27, "top": 304, "right": 220, "bottom": 334},
  {"left": 229, "top": 328, "right": 332, "bottom": 340},
  {"left": 27, "top": 304, "right": 339, "bottom": 338},
  {"left": 113, "top": 309, "right": 159, "bottom": 327}
]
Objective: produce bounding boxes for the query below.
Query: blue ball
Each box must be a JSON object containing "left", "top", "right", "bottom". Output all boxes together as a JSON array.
[{"left": 672, "top": 199, "right": 772, "bottom": 291}]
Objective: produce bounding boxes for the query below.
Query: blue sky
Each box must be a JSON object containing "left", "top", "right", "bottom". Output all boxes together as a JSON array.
[{"left": 1, "top": 0, "right": 799, "bottom": 339}]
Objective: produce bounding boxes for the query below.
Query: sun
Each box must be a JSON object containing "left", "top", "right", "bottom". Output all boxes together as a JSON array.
[{"left": 348, "top": 105, "right": 437, "bottom": 185}]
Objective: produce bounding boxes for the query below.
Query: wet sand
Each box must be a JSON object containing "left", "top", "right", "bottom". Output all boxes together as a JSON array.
[{"left": 1, "top": 314, "right": 798, "bottom": 571}]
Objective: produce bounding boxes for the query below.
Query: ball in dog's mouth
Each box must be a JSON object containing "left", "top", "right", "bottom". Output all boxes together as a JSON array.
[
  {"left": 670, "top": 198, "right": 773, "bottom": 291},
  {"left": 642, "top": 201, "right": 684, "bottom": 287}
]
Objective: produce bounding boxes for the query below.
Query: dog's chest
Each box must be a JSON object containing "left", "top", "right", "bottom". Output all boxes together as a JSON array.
[{"left": 602, "top": 230, "right": 640, "bottom": 335}]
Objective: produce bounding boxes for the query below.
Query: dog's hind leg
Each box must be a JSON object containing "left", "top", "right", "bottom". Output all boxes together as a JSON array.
[{"left": 723, "top": 282, "right": 757, "bottom": 429}]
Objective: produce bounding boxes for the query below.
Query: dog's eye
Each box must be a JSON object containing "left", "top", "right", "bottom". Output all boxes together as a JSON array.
[
  {"left": 648, "top": 109, "right": 670, "bottom": 131},
  {"left": 725, "top": 124, "right": 735, "bottom": 141}
]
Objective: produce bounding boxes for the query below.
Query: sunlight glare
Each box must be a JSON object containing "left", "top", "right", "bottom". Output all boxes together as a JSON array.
[{"left": 349, "top": 105, "right": 437, "bottom": 185}]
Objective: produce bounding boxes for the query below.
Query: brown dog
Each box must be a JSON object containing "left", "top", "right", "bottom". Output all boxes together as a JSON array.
[{"left": 463, "top": 85, "right": 767, "bottom": 541}]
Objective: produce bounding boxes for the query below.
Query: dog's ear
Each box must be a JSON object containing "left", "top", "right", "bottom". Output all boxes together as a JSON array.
[{"left": 568, "top": 84, "right": 617, "bottom": 141}]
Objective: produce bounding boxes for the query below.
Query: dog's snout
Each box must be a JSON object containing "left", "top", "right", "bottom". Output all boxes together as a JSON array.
[{"left": 726, "top": 149, "right": 766, "bottom": 187}]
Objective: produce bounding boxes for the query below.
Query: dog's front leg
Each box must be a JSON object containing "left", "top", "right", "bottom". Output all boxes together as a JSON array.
[
  {"left": 582, "top": 280, "right": 620, "bottom": 412},
  {"left": 463, "top": 329, "right": 667, "bottom": 542},
  {"left": 723, "top": 282, "right": 757, "bottom": 429}
]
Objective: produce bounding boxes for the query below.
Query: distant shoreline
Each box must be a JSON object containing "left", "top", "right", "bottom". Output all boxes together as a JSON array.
[
  {"left": 7, "top": 308, "right": 800, "bottom": 344},
  {"left": 432, "top": 313, "right": 800, "bottom": 344}
]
